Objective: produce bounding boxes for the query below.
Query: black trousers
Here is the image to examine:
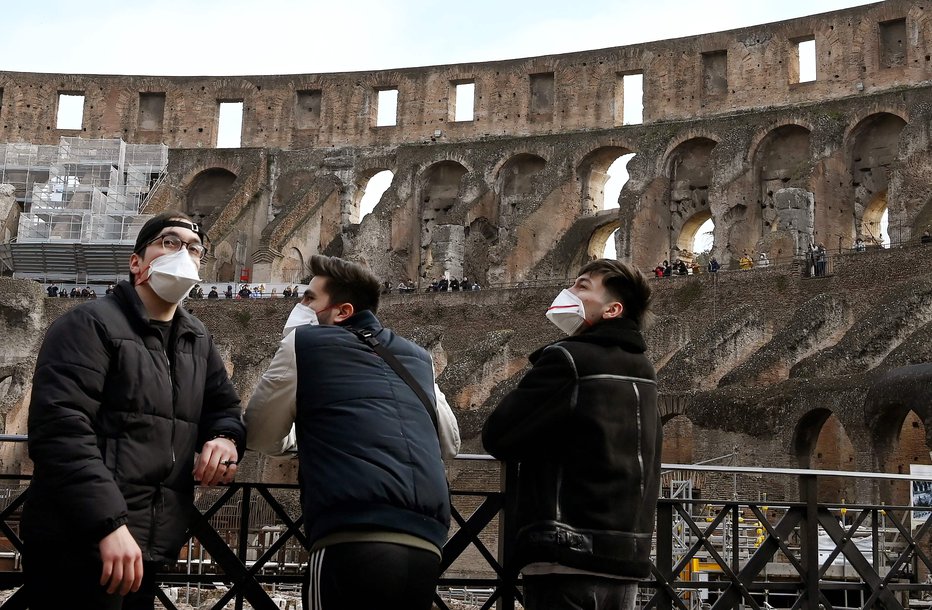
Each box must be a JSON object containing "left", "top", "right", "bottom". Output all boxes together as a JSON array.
[
  {"left": 23, "top": 542, "right": 159, "bottom": 610},
  {"left": 523, "top": 574, "right": 639, "bottom": 610},
  {"left": 303, "top": 542, "right": 440, "bottom": 610}
]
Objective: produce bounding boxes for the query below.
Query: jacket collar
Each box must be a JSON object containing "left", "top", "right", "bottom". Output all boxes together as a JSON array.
[
  {"left": 338, "top": 309, "right": 383, "bottom": 334},
  {"left": 113, "top": 280, "right": 201, "bottom": 337},
  {"left": 531, "top": 317, "right": 646, "bottom": 361}
]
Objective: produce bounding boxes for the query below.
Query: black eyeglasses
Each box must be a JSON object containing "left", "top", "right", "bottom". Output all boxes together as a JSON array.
[{"left": 143, "top": 234, "right": 206, "bottom": 259}]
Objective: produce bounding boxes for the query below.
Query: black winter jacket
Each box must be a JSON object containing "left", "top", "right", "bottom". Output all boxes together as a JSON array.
[
  {"left": 482, "top": 317, "right": 661, "bottom": 578},
  {"left": 23, "top": 281, "right": 244, "bottom": 562},
  {"left": 292, "top": 310, "right": 451, "bottom": 551}
]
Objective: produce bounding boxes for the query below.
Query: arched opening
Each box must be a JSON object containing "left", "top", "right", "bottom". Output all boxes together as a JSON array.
[
  {"left": 882, "top": 410, "right": 930, "bottom": 507},
  {"left": 666, "top": 138, "right": 717, "bottom": 261},
  {"left": 497, "top": 153, "right": 547, "bottom": 224},
  {"left": 862, "top": 193, "right": 889, "bottom": 247},
  {"left": 602, "top": 153, "right": 635, "bottom": 211},
  {"left": 0, "top": 375, "right": 11, "bottom": 399},
  {"left": 579, "top": 147, "right": 635, "bottom": 214},
  {"left": 281, "top": 248, "right": 306, "bottom": 285},
  {"left": 355, "top": 170, "right": 394, "bottom": 223},
  {"left": 756, "top": 125, "right": 812, "bottom": 240},
  {"left": 419, "top": 161, "right": 468, "bottom": 281},
  {"left": 662, "top": 414, "right": 694, "bottom": 465},
  {"left": 694, "top": 218, "right": 715, "bottom": 255},
  {"left": 602, "top": 228, "right": 618, "bottom": 259},
  {"left": 185, "top": 168, "right": 238, "bottom": 226},
  {"left": 849, "top": 113, "right": 907, "bottom": 246},
  {"left": 674, "top": 210, "right": 713, "bottom": 264},
  {"left": 212, "top": 241, "right": 235, "bottom": 283},
  {"left": 794, "top": 409, "right": 856, "bottom": 503},
  {"left": 586, "top": 222, "right": 619, "bottom": 260}
]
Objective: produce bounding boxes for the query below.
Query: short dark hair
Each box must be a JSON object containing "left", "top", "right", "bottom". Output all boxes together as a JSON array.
[
  {"left": 308, "top": 255, "right": 381, "bottom": 314},
  {"left": 578, "top": 258, "right": 653, "bottom": 327}
]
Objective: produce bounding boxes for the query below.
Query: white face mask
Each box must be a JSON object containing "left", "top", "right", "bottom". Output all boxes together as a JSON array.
[
  {"left": 140, "top": 248, "right": 201, "bottom": 304},
  {"left": 546, "top": 289, "right": 589, "bottom": 335},
  {"left": 283, "top": 303, "right": 319, "bottom": 337}
]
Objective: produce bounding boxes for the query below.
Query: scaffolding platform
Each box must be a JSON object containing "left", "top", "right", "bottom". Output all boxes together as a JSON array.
[{"left": 1, "top": 137, "right": 167, "bottom": 280}]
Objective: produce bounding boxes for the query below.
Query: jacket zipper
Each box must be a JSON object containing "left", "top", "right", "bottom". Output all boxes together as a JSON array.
[
  {"left": 147, "top": 486, "right": 162, "bottom": 561},
  {"left": 165, "top": 350, "right": 176, "bottom": 467},
  {"left": 633, "top": 383, "right": 644, "bottom": 497}
]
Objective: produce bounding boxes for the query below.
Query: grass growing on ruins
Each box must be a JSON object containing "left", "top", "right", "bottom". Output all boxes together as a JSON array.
[
  {"left": 234, "top": 310, "right": 252, "bottom": 328},
  {"left": 675, "top": 280, "right": 703, "bottom": 310}
]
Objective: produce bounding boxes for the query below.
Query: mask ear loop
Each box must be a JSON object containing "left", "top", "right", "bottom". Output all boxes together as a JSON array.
[{"left": 134, "top": 264, "right": 152, "bottom": 287}]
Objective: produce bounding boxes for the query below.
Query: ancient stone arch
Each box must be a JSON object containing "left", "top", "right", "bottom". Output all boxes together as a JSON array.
[
  {"left": 212, "top": 241, "right": 235, "bottom": 283},
  {"left": 577, "top": 146, "right": 636, "bottom": 214},
  {"left": 586, "top": 217, "right": 621, "bottom": 262},
  {"left": 494, "top": 153, "right": 547, "bottom": 226},
  {"left": 185, "top": 168, "right": 238, "bottom": 221},
  {"left": 666, "top": 138, "right": 717, "bottom": 261},
  {"left": 352, "top": 167, "right": 395, "bottom": 223},
  {"left": 748, "top": 124, "right": 813, "bottom": 257},
  {"left": 882, "top": 410, "right": 930, "bottom": 506},
  {"left": 417, "top": 161, "right": 469, "bottom": 281},
  {"left": 793, "top": 408, "right": 856, "bottom": 502},
  {"left": 0, "top": 374, "right": 11, "bottom": 400},
  {"left": 846, "top": 112, "right": 908, "bottom": 245},
  {"left": 280, "top": 247, "right": 306, "bottom": 285},
  {"left": 662, "top": 414, "right": 695, "bottom": 466}
]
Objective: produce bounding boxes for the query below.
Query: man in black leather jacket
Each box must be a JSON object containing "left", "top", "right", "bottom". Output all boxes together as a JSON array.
[{"left": 483, "top": 258, "right": 661, "bottom": 610}]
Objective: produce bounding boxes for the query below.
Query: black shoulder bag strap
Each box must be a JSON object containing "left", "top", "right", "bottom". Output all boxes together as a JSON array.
[{"left": 347, "top": 327, "right": 439, "bottom": 433}]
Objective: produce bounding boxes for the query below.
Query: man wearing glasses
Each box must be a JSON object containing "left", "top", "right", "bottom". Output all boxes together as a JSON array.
[{"left": 22, "top": 211, "right": 245, "bottom": 609}]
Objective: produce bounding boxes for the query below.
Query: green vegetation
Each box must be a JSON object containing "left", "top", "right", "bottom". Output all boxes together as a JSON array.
[{"left": 234, "top": 310, "right": 252, "bottom": 328}]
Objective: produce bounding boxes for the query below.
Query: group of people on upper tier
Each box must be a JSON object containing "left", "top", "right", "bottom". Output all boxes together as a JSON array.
[
  {"left": 426, "top": 276, "right": 481, "bottom": 292},
  {"left": 24, "top": 210, "right": 660, "bottom": 610},
  {"left": 45, "top": 285, "right": 101, "bottom": 298}
]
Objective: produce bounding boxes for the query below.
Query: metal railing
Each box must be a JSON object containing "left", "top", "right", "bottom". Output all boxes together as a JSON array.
[{"left": 0, "top": 453, "right": 928, "bottom": 609}]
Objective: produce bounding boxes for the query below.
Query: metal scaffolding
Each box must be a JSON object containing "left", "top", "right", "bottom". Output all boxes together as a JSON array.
[{"left": 1, "top": 137, "right": 168, "bottom": 282}]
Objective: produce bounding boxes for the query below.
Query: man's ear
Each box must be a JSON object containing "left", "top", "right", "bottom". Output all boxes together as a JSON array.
[
  {"left": 129, "top": 253, "right": 143, "bottom": 278},
  {"left": 603, "top": 301, "right": 624, "bottom": 320},
  {"left": 333, "top": 302, "right": 355, "bottom": 323}
]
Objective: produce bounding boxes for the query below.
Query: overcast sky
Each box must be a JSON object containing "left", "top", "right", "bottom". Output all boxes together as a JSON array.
[{"left": 4, "top": 0, "right": 875, "bottom": 76}]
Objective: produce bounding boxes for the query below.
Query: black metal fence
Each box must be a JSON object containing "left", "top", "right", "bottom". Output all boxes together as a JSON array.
[{"left": 0, "top": 460, "right": 929, "bottom": 609}]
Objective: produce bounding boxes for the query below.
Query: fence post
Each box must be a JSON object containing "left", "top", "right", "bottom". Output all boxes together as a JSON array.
[
  {"left": 498, "top": 461, "right": 518, "bottom": 610},
  {"left": 799, "top": 473, "right": 820, "bottom": 609},
  {"left": 236, "top": 485, "right": 252, "bottom": 610},
  {"left": 656, "top": 501, "right": 674, "bottom": 610}
]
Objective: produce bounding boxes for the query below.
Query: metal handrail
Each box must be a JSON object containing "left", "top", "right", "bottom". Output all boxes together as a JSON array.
[{"left": 0, "top": 458, "right": 926, "bottom": 609}]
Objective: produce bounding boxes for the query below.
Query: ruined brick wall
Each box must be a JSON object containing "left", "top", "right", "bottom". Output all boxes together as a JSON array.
[
  {"left": 0, "top": 3, "right": 927, "bottom": 148},
  {"left": 3, "top": 2, "right": 932, "bottom": 290},
  {"left": 3, "top": 241, "right": 932, "bottom": 507}
]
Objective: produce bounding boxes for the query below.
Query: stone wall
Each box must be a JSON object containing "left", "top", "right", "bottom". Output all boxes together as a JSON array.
[
  {"left": 0, "top": 2, "right": 927, "bottom": 149},
  {"left": 3, "top": 241, "right": 932, "bottom": 506},
  {"left": 2, "top": 1, "right": 932, "bottom": 289}
]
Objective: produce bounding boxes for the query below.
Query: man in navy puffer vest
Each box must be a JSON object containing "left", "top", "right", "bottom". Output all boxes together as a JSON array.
[{"left": 246, "top": 255, "right": 457, "bottom": 610}]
